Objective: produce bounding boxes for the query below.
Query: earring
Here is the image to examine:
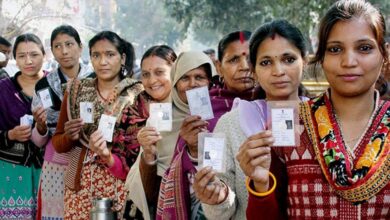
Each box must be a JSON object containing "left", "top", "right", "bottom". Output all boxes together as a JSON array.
[{"left": 121, "top": 65, "right": 128, "bottom": 76}]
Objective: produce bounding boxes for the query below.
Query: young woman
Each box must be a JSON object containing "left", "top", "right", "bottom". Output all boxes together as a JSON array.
[
  {"left": 52, "top": 31, "right": 143, "bottom": 219},
  {"left": 0, "top": 33, "right": 45, "bottom": 219},
  {"left": 194, "top": 20, "right": 308, "bottom": 220},
  {"left": 123, "top": 45, "right": 177, "bottom": 219},
  {"left": 242, "top": 1, "right": 390, "bottom": 219},
  {"left": 31, "top": 25, "right": 93, "bottom": 220}
]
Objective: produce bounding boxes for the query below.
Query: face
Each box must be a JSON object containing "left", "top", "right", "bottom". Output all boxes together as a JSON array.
[
  {"left": 90, "top": 39, "right": 125, "bottom": 82},
  {"left": 0, "top": 44, "right": 11, "bottom": 68},
  {"left": 255, "top": 35, "right": 304, "bottom": 101},
  {"left": 15, "top": 41, "right": 44, "bottom": 77},
  {"left": 218, "top": 40, "right": 254, "bottom": 93},
  {"left": 322, "top": 18, "right": 384, "bottom": 97},
  {"left": 51, "top": 33, "right": 82, "bottom": 69},
  {"left": 176, "top": 66, "right": 210, "bottom": 103},
  {"left": 141, "top": 55, "right": 172, "bottom": 101}
]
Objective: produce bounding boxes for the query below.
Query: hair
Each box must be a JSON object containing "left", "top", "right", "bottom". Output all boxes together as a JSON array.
[
  {"left": 312, "top": 0, "right": 388, "bottom": 65},
  {"left": 141, "top": 45, "right": 177, "bottom": 67},
  {"left": 203, "top": 48, "right": 215, "bottom": 55},
  {"left": 50, "top": 25, "right": 82, "bottom": 47},
  {"left": 13, "top": 33, "right": 45, "bottom": 58},
  {"left": 0, "top": 36, "right": 11, "bottom": 47},
  {"left": 89, "top": 31, "right": 135, "bottom": 77},
  {"left": 218, "top": 30, "right": 251, "bottom": 61},
  {"left": 249, "top": 19, "right": 307, "bottom": 67}
]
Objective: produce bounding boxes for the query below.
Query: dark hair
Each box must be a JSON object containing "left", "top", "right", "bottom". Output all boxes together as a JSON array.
[
  {"left": 249, "top": 19, "right": 307, "bottom": 67},
  {"left": 89, "top": 31, "right": 135, "bottom": 77},
  {"left": 13, "top": 33, "right": 45, "bottom": 58},
  {"left": 51, "top": 25, "right": 82, "bottom": 47},
  {"left": 312, "top": 0, "right": 388, "bottom": 65},
  {"left": 218, "top": 31, "right": 251, "bottom": 61},
  {"left": 203, "top": 48, "right": 215, "bottom": 55},
  {"left": 141, "top": 45, "right": 177, "bottom": 67},
  {"left": 0, "top": 36, "right": 11, "bottom": 47}
]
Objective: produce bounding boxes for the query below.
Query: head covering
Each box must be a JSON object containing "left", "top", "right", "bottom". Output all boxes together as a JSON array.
[{"left": 156, "top": 51, "right": 216, "bottom": 176}]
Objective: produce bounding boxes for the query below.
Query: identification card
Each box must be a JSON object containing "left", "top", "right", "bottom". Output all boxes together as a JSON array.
[
  {"left": 98, "top": 114, "right": 116, "bottom": 142},
  {"left": 20, "top": 114, "right": 34, "bottom": 126},
  {"left": 80, "top": 102, "right": 94, "bottom": 123},
  {"left": 38, "top": 88, "right": 53, "bottom": 109},
  {"left": 198, "top": 132, "right": 226, "bottom": 172},
  {"left": 186, "top": 86, "right": 214, "bottom": 120},
  {"left": 148, "top": 103, "right": 172, "bottom": 131},
  {"left": 267, "top": 101, "right": 299, "bottom": 147}
]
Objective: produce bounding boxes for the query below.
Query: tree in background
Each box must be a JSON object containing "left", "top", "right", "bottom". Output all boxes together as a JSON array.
[{"left": 163, "top": 0, "right": 390, "bottom": 52}]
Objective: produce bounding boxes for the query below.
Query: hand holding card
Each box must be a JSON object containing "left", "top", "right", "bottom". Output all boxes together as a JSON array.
[
  {"left": 148, "top": 103, "right": 172, "bottom": 131},
  {"left": 20, "top": 114, "right": 34, "bottom": 126}
]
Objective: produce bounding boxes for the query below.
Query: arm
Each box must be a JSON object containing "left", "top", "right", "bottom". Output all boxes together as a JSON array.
[
  {"left": 31, "top": 126, "right": 49, "bottom": 148},
  {"left": 246, "top": 150, "right": 288, "bottom": 220},
  {"left": 52, "top": 92, "right": 79, "bottom": 153},
  {"left": 139, "top": 152, "right": 162, "bottom": 205}
]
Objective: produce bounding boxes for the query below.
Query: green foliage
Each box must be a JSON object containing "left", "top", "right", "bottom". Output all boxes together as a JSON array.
[{"left": 163, "top": 0, "right": 389, "bottom": 49}]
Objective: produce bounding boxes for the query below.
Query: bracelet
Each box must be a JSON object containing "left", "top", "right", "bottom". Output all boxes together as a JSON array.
[{"left": 245, "top": 172, "right": 276, "bottom": 197}]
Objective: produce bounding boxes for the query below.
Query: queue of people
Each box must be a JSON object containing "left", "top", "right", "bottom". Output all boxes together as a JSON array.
[{"left": 0, "top": 0, "right": 389, "bottom": 219}]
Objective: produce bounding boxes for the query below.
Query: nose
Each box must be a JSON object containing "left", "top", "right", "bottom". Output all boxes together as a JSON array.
[
  {"left": 25, "top": 54, "right": 32, "bottom": 64},
  {"left": 189, "top": 77, "right": 198, "bottom": 88},
  {"left": 61, "top": 46, "right": 69, "bottom": 55},
  {"left": 271, "top": 62, "right": 285, "bottom": 76},
  {"left": 341, "top": 49, "right": 358, "bottom": 68},
  {"left": 99, "top": 55, "right": 108, "bottom": 65},
  {"left": 239, "top": 56, "right": 250, "bottom": 71}
]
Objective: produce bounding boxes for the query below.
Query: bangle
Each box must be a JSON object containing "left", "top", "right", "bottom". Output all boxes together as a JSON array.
[{"left": 245, "top": 172, "right": 276, "bottom": 197}]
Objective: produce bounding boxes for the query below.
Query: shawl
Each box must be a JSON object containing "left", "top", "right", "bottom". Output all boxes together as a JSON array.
[
  {"left": 0, "top": 73, "right": 43, "bottom": 167},
  {"left": 301, "top": 91, "right": 390, "bottom": 203},
  {"left": 64, "top": 77, "right": 143, "bottom": 191}
]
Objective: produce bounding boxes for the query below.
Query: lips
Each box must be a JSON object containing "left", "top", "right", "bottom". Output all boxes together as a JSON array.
[
  {"left": 338, "top": 74, "right": 362, "bottom": 82},
  {"left": 235, "top": 77, "right": 254, "bottom": 83},
  {"left": 24, "top": 66, "right": 35, "bottom": 71},
  {"left": 150, "top": 85, "right": 163, "bottom": 91},
  {"left": 271, "top": 81, "right": 290, "bottom": 88}
]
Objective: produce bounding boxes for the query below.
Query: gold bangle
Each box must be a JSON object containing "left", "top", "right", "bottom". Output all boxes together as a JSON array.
[{"left": 245, "top": 172, "right": 277, "bottom": 197}]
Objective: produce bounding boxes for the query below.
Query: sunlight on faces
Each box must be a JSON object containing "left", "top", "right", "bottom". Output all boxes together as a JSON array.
[
  {"left": 15, "top": 42, "right": 45, "bottom": 77},
  {"left": 141, "top": 55, "right": 172, "bottom": 101},
  {"left": 176, "top": 66, "right": 210, "bottom": 104},
  {"left": 254, "top": 35, "right": 303, "bottom": 101},
  {"left": 218, "top": 40, "right": 254, "bottom": 93},
  {"left": 322, "top": 18, "right": 384, "bottom": 97},
  {"left": 52, "top": 33, "right": 82, "bottom": 69},
  {"left": 90, "top": 39, "right": 125, "bottom": 82}
]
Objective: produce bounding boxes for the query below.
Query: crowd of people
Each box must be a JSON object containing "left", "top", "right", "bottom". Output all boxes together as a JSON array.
[{"left": 0, "top": 0, "right": 389, "bottom": 219}]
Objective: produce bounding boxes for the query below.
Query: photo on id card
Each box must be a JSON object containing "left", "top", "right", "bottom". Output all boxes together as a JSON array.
[
  {"left": 198, "top": 132, "right": 226, "bottom": 173},
  {"left": 38, "top": 88, "right": 53, "bottom": 109},
  {"left": 80, "top": 102, "right": 94, "bottom": 123},
  {"left": 148, "top": 103, "right": 172, "bottom": 131},
  {"left": 98, "top": 114, "right": 117, "bottom": 142},
  {"left": 267, "top": 101, "right": 300, "bottom": 147},
  {"left": 186, "top": 86, "right": 214, "bottom": 120}
]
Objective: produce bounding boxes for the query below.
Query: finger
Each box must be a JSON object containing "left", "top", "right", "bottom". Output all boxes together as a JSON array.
[
  {"left": 208, "top": 183, "right": 222, "bottom": 202},
  {"left": 246, "top": 130, "right": 273, "bottom": 142},
  {"left": 182, "top": 115, "right": 202, "bottom": 127},
  {"left": 195, "top": 167, "right": 213, "bottom": 183}
]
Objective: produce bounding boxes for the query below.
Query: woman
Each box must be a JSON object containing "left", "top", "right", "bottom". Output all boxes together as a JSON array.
[
  {"left": 194, "top": 20, "right": 309, "bottom": 219},
  {"left": 242, "top": 1, "right": 390, "bottom": 219},
  {"left": 52, "top": 31, "right": 143, "bottom": 219},
  {"left": 0, "top": 34, "right": 45, "bottom": 219},
  {"left": 31, "top": 25, "right": 93, "bottom": 219},
  {"left": 155, "top": 51, "right": 214, "bottom": 220},
  {"left": 123, "top": 45, "right": 177, "bottom": 219}
]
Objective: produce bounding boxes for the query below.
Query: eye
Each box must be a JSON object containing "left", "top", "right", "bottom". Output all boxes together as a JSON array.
[
  {"left": 358, "top": 44, "right": 373, "bottom": 52},
  {"left": 66, "top": 42, "right": 74, "bottom": 47},
  {"left": 284, "top": 56, "right": 296, "bottom": 64},
  {"left": 228, "top": 57, "right": 239, "bottom": 63},
  {"left": 327, "top": 46, "right": 342, "bottom": 54},
  {"left": 141, "top": 71, "right": 150, "bottom": 78},
  {"left": 259, "top": 60, "right": 271, "bottom": 66},
  {"left": 179, "top": 75, "right": 189, "bottom": 82},
  {"left": 108, "top": 52, "right": 116, "bottom": 57},
  {"left": 156, "top": 70, "right": 165, "bottom": 76},
  {"left": 54, "top": 45, "right": 61, "bottom": 49},
  {"left": 195, "top": 75, "right": 207, "bottom": 81},
  {"left": 91, "top": 53, "right": 99, "bottom": 59}
]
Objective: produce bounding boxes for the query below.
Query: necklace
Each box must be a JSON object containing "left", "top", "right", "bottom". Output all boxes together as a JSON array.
[{"left": 96, "top": 83, "right": 108, "bottom": 102}]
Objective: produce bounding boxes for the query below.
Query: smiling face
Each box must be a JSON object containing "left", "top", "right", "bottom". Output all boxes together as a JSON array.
[
  {"left": 322, "top": 17, "right": 384, "bottom": 97},
  {"left": 141, "top": 55, "right": 172, "bottom": 101},
  {"left": 254, "top": 34, "right": 303, "bottom": 101},
  {"left": 15, "top": 41, "right": 45, "bottom": 77},
  {"left": 90, "top": 39, "right": 125, "bottom": 82},
  {"left": 51, "top": 33, "right": 82, "bottom": 70},
  {"left": 218, "top": 40, "right": 254, "bottom": 93}
]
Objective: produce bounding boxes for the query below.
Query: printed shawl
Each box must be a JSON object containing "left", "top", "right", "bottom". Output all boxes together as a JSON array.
[
  {"left": 156, "top": 139, "right": 196, "bottom": 220},
  {"left": 301, "top": 92, "right": 390, "bottom": 203},
  {"left": 64, "top": 77, "right": 143, "bottom": 191}
]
